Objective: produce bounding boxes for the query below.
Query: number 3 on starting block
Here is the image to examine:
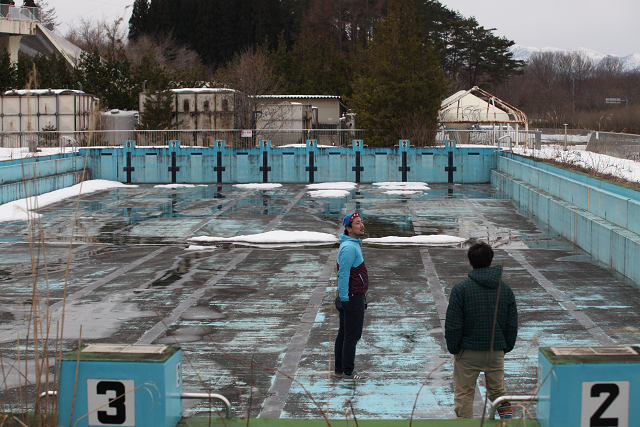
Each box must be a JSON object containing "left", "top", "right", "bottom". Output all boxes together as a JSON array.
[
  {"left": 581, "top": 381, "right": 629, "bottom": 427},
  {"left": 87, "top": 379, "right": 135, "bottom": 426}
]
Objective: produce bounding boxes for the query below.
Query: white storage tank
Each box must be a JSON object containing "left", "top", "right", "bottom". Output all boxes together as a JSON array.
[
  {"left": 101, "top": 109, "right": 139, "bottom": 146},
  {"left": 1, "top": 89, "right": 99, "bottom": 132}
]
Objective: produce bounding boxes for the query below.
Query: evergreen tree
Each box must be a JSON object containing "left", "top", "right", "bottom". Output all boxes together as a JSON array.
[
  {"left": 349, "top": 0, "right": 448, "bottom": 145},
  {"left": 271, "top": 30, "right": 354, "bottom": 98},
  {"left": 23, "top": 0, "right": 36, "bottom": 7},
  {"left": 128, "top": 0, "right": 149, "bottom": 41},
  {"left": 138, "top": 89, "right": 175, "bottom": 130},
  {"left": 0, "top": 48, "right": 17, "bottom": 92},
  {"left": 35, "top": 0, "right": 58, "bottom": 30}
]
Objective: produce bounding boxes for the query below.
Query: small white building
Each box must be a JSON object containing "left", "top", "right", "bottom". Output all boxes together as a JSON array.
[{"left": 255, "top": 95, "right": 344, "bottom": 128}]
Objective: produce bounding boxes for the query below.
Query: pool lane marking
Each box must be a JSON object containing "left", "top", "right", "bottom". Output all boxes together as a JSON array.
[
  {"left": 136, "top": 189, "right": 308, "bottom": 345},
  {"left": 0, "top": 189, "right": 251, "bottom": 344},
  {"left": 181, "top": 192, "right": 252, "bottom": 238},
  {"left": 135, "top": 248, "right": 253, "bottom": 345},
  {"left": 0, "top": 245, "right": 170, "bottom": 344},
  {"left": 260, "top": 247, "right": 339, "bottom": 419},
  {"left": 507, "top": 250, "right": 615, "bottom": 346},
  {"left": 259, "top": 196, "right": 353, "bottom": 417},
  {"left": 463, "top": 198, "right": 616, "bottom": 346}
]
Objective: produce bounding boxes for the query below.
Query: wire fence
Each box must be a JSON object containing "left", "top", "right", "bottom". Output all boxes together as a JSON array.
[
  {"left": 0, "top": 128, "right": 548, "bottom": 150},
  {"left": 586, "top": 131, "right": 640, "bottom": 160},
  {"left": 0, "top": 5, "right": 41, "bottom": 22}
]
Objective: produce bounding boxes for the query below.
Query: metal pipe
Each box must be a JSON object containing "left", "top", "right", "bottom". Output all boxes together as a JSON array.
[
  {"left": 181, "top": 392, "right": 231, "bottom": 419},
  {"left": 489, "top": 395, "right": 537, "bottom": 420}
]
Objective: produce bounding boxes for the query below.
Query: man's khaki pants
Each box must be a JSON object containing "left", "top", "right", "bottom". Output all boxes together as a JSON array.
[{"left": 453, "top": 348, "right": 507, "bottom": 418}]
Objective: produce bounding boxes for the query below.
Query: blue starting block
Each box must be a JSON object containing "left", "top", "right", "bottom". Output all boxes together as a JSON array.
[
  {"left": 537, "top": 346, "right": 640, "bottom": 427},
  {"left": 58, "top": 344, "right": 182, "bottom": 427}
]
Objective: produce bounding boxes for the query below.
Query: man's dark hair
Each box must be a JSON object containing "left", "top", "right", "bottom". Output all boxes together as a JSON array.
[
  {"left": 343, "top": 224, "right": 351, "bottom": 235},
  {"left": 467, "top": 242, "right": 493, "bottom": 269}
]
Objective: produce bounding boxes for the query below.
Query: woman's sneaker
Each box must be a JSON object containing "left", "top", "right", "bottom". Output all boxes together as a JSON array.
[{"left": 342, "top": 371, "right": 369, "bottom": 381}]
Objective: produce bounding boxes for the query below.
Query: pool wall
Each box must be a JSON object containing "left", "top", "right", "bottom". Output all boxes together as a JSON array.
[
  {"left": 492, "top": 152, "right": 640, "bottom": 284},
  {"left": 0, "top": 154, "right": 90, "bottom": 205},
  {"left": 78, "top": 140, "right": 498, "bottom": 185}
]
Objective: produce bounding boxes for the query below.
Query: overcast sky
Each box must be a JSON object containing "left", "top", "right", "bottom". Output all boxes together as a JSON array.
[
  {"left": 52, "top": 0, "right": 639, "bottom": 57},
  {"left": 439, "top": 0, "right": 639, "bottom": 57}
]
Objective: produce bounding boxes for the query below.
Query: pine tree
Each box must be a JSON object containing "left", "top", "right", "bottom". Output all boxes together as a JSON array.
[
  {"left": 349, "top": 0, "right": 448, "bottom": 146},
  {"left": 128, "top": 0, "right": 149, "bottom": 41},
  {"left": 0, "top": 47, "right": 17, "bottom": 92},
  {"left": 138, "top": 89, "right": 175, "bottom": 130}
]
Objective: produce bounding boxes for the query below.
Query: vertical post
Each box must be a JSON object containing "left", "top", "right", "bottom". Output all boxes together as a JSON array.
[
  {"left": 168, "top": 140, "right": 180, "bottom": 183},
  {"left": 352, "top": 140, "right": 364, "bottom": 183},
  {"left": 398, "top": 140, "right": 410, "bottom": 182},
  {"left": 122, "top": 141, "right": 136, "bottom": 184},
  {"left": 259, "top": 140, "right": 271, "bottom": 183},
  {"left": 213, "top": 140, "right": 226, "bottom": 183}
]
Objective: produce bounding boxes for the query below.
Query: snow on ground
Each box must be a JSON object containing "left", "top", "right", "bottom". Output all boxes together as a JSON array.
[
  {"left": 154, "top": 184, "right": 209, "bottom": 188},
  {"left": 233, "top": 183, "right": 282, "bottom": 189},
  {"left": 373, "top": 181, "right": 430, "bottom": 195},
  {"left": 190, "top": 230, "right": 339, "bottom": 245},
  {"left": 306, "top": 182, "right": 356, "bottom": 198},
  {"left": 185, "top": 245, "right": 216, "bottom": 251},
  {"left": 307, "top": 182, "right": 357, "bottom": 190},
  {"left": 307, "top": 190, "right": 351, "bottom": 198},
  {"left": 278, "top": 144, "right": 334, "bottom": 148},
  {"left": 364, "top": 235, "right": 466, "bottom": 245},
  {"left": 190, "top": 230, "right": 467, "bottom": 247},
  {"left": 0, "top": 147, "right": 79, "bottom": 161},
  {"left": 155, "top": 184, "right": 196, "bottom": 188},
  {"left": 513, "top": 144, "right": 640, "bottom": 184},
  {"left": 0, "top": 180, "right": 138, "bottom": 222}
]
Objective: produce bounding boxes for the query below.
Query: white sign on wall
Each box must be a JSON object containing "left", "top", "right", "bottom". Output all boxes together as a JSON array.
[
  {"left": 581, "top": 381, "right": 629, "bottom": 427},
  {"left": 87, "top": 379, "right": 136, "bottom": 426},
  {"left": 241, "top": 130, "right": 252, "bottom": 137}
]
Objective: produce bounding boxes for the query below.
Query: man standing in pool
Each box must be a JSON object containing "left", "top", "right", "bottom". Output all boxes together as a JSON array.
[
  {"left": 334, "top": 212, "right": 370, "bottom": 381},
  {"left": 445, "top": 242, "right": 518, "bottom": 419}
]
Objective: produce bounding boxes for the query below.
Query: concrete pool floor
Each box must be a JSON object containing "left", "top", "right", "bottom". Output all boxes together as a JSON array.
[{"left": 0, "top": 183, "right": 639, "bottom": 421}]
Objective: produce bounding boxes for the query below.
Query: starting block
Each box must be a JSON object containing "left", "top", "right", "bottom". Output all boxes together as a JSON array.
[
  {"left": 58, "top": 344, "right": 182, "bottom": 427},
  {"left": 537, "top": 346, "right": 640, "bottom": 427}
]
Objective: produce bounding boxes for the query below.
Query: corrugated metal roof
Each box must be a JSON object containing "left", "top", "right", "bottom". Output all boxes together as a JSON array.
[
  {"left": 255, "top": 95, "right": 341, "bottom": 99},
  {"left": 3, "top": 89, "right": 87, "bottom": 96}
]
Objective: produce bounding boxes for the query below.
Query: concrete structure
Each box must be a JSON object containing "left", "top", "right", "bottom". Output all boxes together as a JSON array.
[
  {"left": 0, "top": 6, "right": 82, "bottom": 67},
  {"left": 139, "top": 88, "right": 250, "bottom": 146}
]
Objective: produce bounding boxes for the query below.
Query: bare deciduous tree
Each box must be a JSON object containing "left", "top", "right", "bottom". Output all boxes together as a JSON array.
[
  {"left": 214, "top": 47, "right": 282, "bottom": 130},
  {"left": 125, "top": 32, "right": 201, "bottom": 71}
]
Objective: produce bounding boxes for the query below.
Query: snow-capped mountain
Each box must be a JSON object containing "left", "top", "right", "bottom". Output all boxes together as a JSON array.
[{"left": 510, "top": 44, "right": 640, "bottom": 72}]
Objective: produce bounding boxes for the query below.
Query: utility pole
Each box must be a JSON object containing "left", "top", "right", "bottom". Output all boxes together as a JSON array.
[{"left": 571, "top": 72, "right": 575, "bottom": 126}]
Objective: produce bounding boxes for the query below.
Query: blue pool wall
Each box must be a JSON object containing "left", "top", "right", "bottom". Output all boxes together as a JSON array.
[
  {"left": 0, "top": 154, "right": 89, "bottom": 204},
  {"left": 492, "top": 153, "right": 640, "bottom": 285},
  {"left": 78, "top": 140, "right": 498, "bottom": 185}
]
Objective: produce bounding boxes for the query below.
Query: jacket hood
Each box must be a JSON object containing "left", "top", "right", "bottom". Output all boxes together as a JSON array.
[
  {"left": 468, "top": 265, "right": 503, "bottom": 289},
  {"left": 339, "top": 234, "right": 362, "bottom": 244}
]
